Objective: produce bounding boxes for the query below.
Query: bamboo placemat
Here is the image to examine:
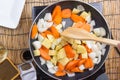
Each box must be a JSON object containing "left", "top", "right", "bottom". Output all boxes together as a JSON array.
[{"left": 0, "top": 0, "right": 120, "bottom": 80}]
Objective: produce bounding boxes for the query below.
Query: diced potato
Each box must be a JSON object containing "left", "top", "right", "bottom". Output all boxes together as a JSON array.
[
  {"left": 51, "top": 55, "right": 57, "bottom": 65},
  {"left": 49, "top": 50, "right": 56, "bottom": 56},
  {"left": 47, "top": 34, "right": 55, "bottom": 42},
  {"left": 80, "top": 11, "right": 91, "bottom": 23},
  {"left": 42, "top": 38, "right": 51, "bottom": 49},
  {"left": 57, "top": 48, "right": 66, "bottom": 60},
  {"left": 38, "top": 34, "right": 44, "bottom": 42},
  {"left": 60, "top": 40, "right": 67, "bottom": 47},
  {"left": 72, "top": 8, "right": 80, "bottom": 14},
  {"left": 58, "top": 57, "right": 70, "bottom": 66},
  {"left": 77, "top": 45, "right": 87, "bottom": 54},
  {"left": 33, "top": 50, "right": 40, "bottom": 56},
  {"left": 81, "top": 52, "right": 88, "bottom": 59},
  {"left": 52, "top": 38, "right": 62, "bottom": 46},
  {"left": 74, "top": 40, "right": 81, "bottom": 44},
  {"left": 72, "top": 43, "right": 78, "bottom": 50},
  {"left": 73, "top": 50, "right": 79, "bottom": 60},
  {"left": 55, "top": 44, "right": 63, "bottom": 51},
  {"left": 55, "top": 24, "right": 62, "bottom": 30}
]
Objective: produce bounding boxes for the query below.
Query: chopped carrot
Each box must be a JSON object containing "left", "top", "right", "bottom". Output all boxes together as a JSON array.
[
  {"left": 71, "top": 14, "right": 86, "bottom": 23},
  {"left": 40, "top": 32, "right": 46, "bottom": 38},
  {"left": 52, "top": 5, "right": 62, "bottom": 24},
  {"left": 41, "top": 46, "right": 49, "bottom": 53},
  {"left": 39, "top": 46, "right": 51, "bottom": 60},
  {"left": 78, "top": 59, "right": 86, "bottom": 66},
  {"left": 61, "top": 9, "right": 72, "bottom": 18},
  {"left": 64, "top": 44, "right": 75, "bottom": 58},
  {"left": 72, "top": 21, "right": 84, "bottom": 28},
  {"left": 83, "top": 44, "right": 92, "bottom": 53},
  {"left": 84, "top": 58, "right": 94, "bottom": 69},
  {"left": 31, "top": 24, "right": 38, "bottom": 39},
  {"left": 53, "top": 15, "right": 62, "bottom": 24},
  {"left": 81, "top": 23, "right": 91, "bottom": 32},
  {"left": 65, "top": 60, "right": 79, "bottom": 71},
  {"left": 52, "top": 5, "right": 61, "bottom": 19},
  {"left": 50, "top": 26, "right": 60, "bottom": 38},
  {"left": 71, "top": 67, "right": 83, "bottom": 72},
  {"left": 55, "top": 70, "right": 66, "bottom": 76},
  {"left": 58, "top": 62, "right": 65, "bottom": 71}
]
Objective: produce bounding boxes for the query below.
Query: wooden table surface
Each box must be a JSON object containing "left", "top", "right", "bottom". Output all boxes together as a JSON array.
[{"left": 0, "top": 0, "right": 120, "bottom": 80}]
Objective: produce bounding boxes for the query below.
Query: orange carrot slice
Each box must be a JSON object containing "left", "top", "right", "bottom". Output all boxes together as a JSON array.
[
  {"left": 84, "top": 58, "right": 94, "bottom": 69},
  {"left": 71, "top": 14, "right": 86, "bottom": 23},
  {"left": 78, "top": 59, "right": 86, "bottom": 66},
  {"left": 61, "top": 9, "right": 72, "bottom": 18},
  {"left": 50, "top": 26, "right": 60, "bottom": 38},
  {"left": 83, "top": 44, "right": 92, "bottom": 53},
  {"left": 72, "top": 21, "right": 84, "bottom": 28},
  {"left": 39, "top": 46, "right": 51, "bottom": 60},
  {"left": 52, "top": 5, "right": 61, "bottom": 19},
  {"left": 31, "top": 24, "right": 38, "bottom": 39},
  {"left": 55, "top": 70, "right": 66, "bottom": 76},
  {"left": 53, "top": 15, "right": 62, "bottom": 24},
  {"left": 81, "top": 23, "right": 91, "bottom": 32},
  {"left": 52, "top": 5, "right": 62, "bottom": 24},
  {"left": 71, "top": 67, "right": 83, "bottom": 72},
  {"left": 58, "top": 62, "right": 65, "bottom": 71},
  {"left": 64, "top": 44, "right": 75, "bottom": 58},
  {"left": 65, "top": 60, "right": 79, "bottom": 71}
]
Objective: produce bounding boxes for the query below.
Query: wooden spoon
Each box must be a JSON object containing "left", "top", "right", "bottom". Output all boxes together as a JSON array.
[{"left": 61, "top": 27, "right": 120, "bottom": 47}]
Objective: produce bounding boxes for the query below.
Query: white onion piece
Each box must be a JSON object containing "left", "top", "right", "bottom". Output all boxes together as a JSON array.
[
  {"left": 32, "top": 41, "right": 41, "bottom": 49},
  {"left": 62, "top": 21, "right": 66, "bottom": 28},
  {"left": 45, "top": 21, "right": 53, "bottom": 28},
  {"left": 38, "top": 34, "right": 44, "bottom": 42},
  {"left": 101, "top": 48, "right": 106, "bottom": 55},
  {"left": 34, "top": 33, "right": 38, "bottom": 39},
  {"left": 79, "top": 65, "right": 85, "bottom": 71},
  {"left": 93, "top": 27, "right": 106, "bottom": 37},
  {"left": 96, "top": 50, "right": 102, "bottom": 57},
  {"left": 96, "top": 55, "right": 101, "bottom": 64},
  {"left": 39, "top": 57, "right": 46, "bottom": 65},
  {"left": 89, "top": 52, "right": 96, "bottom": 59},
  {"left": 91, "top": 44, "right": 99, "bottom": 52},
  {"left": 96, "top": 42, "right": 102, "bottom": 50},
  {"left": 46, "top": 61, "right": 54, "bottom": 69},
  {"left": 89, "top": 67, "right": 94, "bottom": 71},
  {"left": 93, "top": 58, "right": 98, "bottom": 64},
  {"left": 53, "top": 66, "right": 58, "bottom": 71},
  {"left": 77, "top": 5, "right": 85, "bottom": 11},
  {"left": 100, "top": 27, "right": 106, "bottom": 36},
  {"left": 67, "top": 72, "right": 75, "bottom": 77},
  {"left": 90, "top": 20, "right": 95, "bottom": 27},
  {"left": 86, "top": 15, "right": 91, "bottom": 23},
  {"left": 44, "top": 13, "right": 52, "bottom": 21},
  {"left": 101, "top": 43, "right": 106, "bottom": 49},
  {"left": 48, "top": 67, "right": 56, "bottom": 74}
]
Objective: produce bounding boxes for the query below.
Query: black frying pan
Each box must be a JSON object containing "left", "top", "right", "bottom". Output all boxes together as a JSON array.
[{"left": 29, "top": 0, "right": 110, "bottom": 80}]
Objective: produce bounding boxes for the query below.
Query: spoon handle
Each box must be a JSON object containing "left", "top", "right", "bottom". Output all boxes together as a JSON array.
[{"left": 95, "top": 37, "right": 120, "bottom": 47}]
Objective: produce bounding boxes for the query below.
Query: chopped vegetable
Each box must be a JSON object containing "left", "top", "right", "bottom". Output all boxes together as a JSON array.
[
  {"left": 39, "top": 46, "right": 51, "bottom": 60},
  {"left": 72, "top": 8, "right": 80, "bottom": 14},
  {"left": 64, "top": 44, "right": 75, "bottom": 58},
  {"left": 62, "top": 9, "right": 72, "bottom": 18},
  {"left": 55, "top": 70, "right": 66, "bottom": 76},
  {"left": 33, "top": 50, "right": 40, "bottom": 56},
  {"left": 31, "top": 24, "right": 38, "bottom": 39},
  {"left": 71, "top": 13, "right": 85, "bottom": 23},
  {"left": 84, "top": 58, "right": 94, "bottom": 69},
  {"left": 44, "top": 13, "right": 52, "bottom": 21},
  {"left": 42, "top": 38, "right": 51, "bottom": 49},
  {"left": 58, "top": 57, "right": 70, "bottom": 66},
  {"left": 32, "top": 41, "right": 41, "bottom": 49},
  {"left": 71, "top": 67, "right": 83, "bottom": 72},
  {"left": 50, "top": 26, "right": 60, "bottom": 38}
]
